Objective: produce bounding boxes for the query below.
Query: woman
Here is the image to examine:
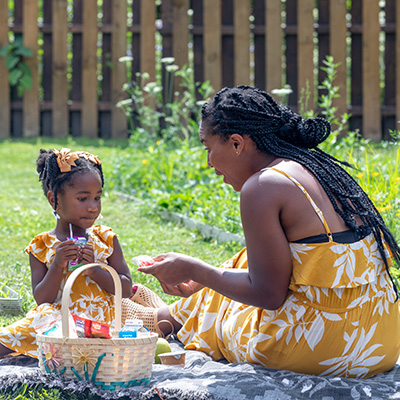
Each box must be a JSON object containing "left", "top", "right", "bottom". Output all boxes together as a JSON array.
[{"left": 123, "top": 85, "right": 400, "bottom": 378}]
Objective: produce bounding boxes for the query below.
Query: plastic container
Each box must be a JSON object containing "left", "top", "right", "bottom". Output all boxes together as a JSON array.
[{"left": 119, "top": 318, "right": 143, "bottom": 338}]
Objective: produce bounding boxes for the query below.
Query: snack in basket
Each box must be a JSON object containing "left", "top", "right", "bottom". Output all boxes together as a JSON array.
[
  {"left": 91, "top": 320, "right": 111, "bottom": 339},
  {"left": 72, "top": 314, "right": 92, "bottom": 338},
  {"left": 72, "top": 313, "right": 111, "bottom": 338},
  {"left": 132, "top": 255, "right": 155, "bottom": 268},
  {"left": 34, "top": 313, "right": 77, "bottom": 338}
]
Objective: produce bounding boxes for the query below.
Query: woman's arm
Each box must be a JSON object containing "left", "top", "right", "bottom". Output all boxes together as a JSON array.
[
  {"left": 82, "top": 236, "right": 132, "bottom": 298},
  {"left": 139, "top": 174, "right": 293, "bottom": 310}
]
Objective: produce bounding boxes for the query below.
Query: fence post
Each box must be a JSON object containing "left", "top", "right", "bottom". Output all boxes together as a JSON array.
[
  {"left": 204, "top": 0, "right": 222, "bottom": 92},
  {"left": 396, "top": 0, "right": 400, "bottom": 132},
  {"left": 297, "top": 0, "right": 314, "bottom": 110},
  {"left": 23, "top": 0, "right": 39, "bottom": 137},
  {"left": 362, "top": 0, "right": 381, "bottom": 141},
  {"left": 234, "top": 0, "right": 250, "bottom": 86},
  {"left": 111, "top": 0, "right": 128, "bottom": 139},
  {"left": 82, "top": 0, "right": 98, "bottom": 138},
  {"left": 173, "top": 0, "right": 189, "bottom": 93},
  {"left": 0, "top": 0, "right": 9, "bottom": 138},
  {"left": 52, "top": 0, "right": 69, "bottom": 137},
  {"left": 266, "top": 0, "right": 282, "bottom": 93},
  {"left": 330, "top": 0, "right": 348, "bottom": 129},
  {"left": 141, "top": 0, "right": 156, "bottom": 83}
]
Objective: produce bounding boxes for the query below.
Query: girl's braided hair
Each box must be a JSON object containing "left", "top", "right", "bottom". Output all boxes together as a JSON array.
[
  {"left": 201, "top": 85, "right": 400, "bottom": 294},
  {"left": 36, "top": 148, "right": 104, "bottom": 210}
]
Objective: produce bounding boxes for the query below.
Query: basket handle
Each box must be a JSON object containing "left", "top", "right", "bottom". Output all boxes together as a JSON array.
[{"left": 61, "top": 263, "right": 122, "bottom": 338}]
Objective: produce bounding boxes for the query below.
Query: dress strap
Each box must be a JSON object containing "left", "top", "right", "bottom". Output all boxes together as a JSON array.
[{"left": 266, "top": 167, "right": 333, "bottom": 240}]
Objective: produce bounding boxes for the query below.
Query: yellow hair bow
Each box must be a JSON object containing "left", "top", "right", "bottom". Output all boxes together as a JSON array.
[{"left": 53, "top": 148, "right": 101, "bottom": 173}]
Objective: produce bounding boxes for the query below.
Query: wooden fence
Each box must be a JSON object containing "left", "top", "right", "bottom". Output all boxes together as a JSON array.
[{"left": 0, "top": 0, "right": 399, "bottom": 140}]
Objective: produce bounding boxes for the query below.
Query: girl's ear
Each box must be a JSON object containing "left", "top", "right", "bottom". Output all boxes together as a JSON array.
[{"left": 47, "top": 191, "right": 55, "bottom": 209}]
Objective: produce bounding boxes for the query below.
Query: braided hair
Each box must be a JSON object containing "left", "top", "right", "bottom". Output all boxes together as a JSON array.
[
  {"left": 201, "top": 85, "right": 400, "bottom": 294},
  {"left": 36, "top": 149, "right": 104, "bottom": 210}
]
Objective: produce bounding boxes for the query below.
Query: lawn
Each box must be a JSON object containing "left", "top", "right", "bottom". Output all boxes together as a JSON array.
[{"left": 1, "top": 134, "right": 400, "bottom": 400}]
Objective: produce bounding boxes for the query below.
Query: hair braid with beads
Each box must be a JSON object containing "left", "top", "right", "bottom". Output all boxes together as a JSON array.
[
  {"left": 36, "top": 149, "right": 104, "bottom": 210},
  {"left": 201, "top": 85, "right": 400, "bottom": 295}
]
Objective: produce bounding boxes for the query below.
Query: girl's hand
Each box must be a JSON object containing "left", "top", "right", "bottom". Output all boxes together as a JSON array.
[
  {"left": 80, "top": 245, "right": 96, "bottom": 276},
  {"left": 53, "top": 239, "right": 79, "bottom": 270}
]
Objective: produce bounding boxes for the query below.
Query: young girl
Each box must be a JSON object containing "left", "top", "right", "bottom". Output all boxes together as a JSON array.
[{"left": 0, "top": 148, "right": 132, "bottom": 358}]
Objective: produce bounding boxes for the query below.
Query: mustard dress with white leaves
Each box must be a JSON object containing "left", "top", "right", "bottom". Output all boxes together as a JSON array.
[
  {"left": 169, "top": 168, "right": 400, "bottom": 378},
  {"left": 0, "top": 225, "right": 117, "bottom": 358}
]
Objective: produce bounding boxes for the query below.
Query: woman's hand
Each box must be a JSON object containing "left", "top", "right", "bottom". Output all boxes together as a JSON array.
[
  {"left": 160, "top": 280, "right": 204, "bottom": 297},
  {"left": 137, "top": 252, "right": 200, "bottom": 287}
]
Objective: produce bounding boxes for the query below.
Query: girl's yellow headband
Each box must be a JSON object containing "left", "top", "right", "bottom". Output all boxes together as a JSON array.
[{"left": 52, "top": 148, "right": 101, "bottom": 173}]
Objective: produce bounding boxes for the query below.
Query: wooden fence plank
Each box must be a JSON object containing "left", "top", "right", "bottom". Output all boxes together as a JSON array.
[
  {"left": 173, "top": 0, "right": 189, "bottom": 69},
  {"left": 12, "top": 0, "right": 23, "bottom": 137},
  {"left": 285, "top": 0, "right": 298, "bottom": 108},
  {"left": 71, "top": 0, "right": 82, "bottom": 137},
  {"left": 82, "top": 0, "right": 98, "bottom": 138},
  {"left": 52, "top": 0, "right": 69, "bottom": 137},
  {"left": 253, "top": 0, "right": 265, "bottom": 89},
  {"left": 173, "top": 0, "right": 189, "bottom": 94},
  {"left": 396, "top": 0, "right": 400, "bottom": 131},
  {"left": 330, "top": 0, "right": 347, "bottom": 128},
  {"left": 41, "top": 0, "right": 52, "bottom": 136},
  {"left": 141, "top": 0, "right": 156, "bottom": 82},
  {"left": 383, "top": 0, "right": 396, "bottom": 138},
  {"left": 99, "top": 0, "right": 112, "bottom": 138},
  {"left": 204, "top": 0, "right": 222, "bottom": 92},
  {"left": 0, "top": 0, "right": 10, "bottom": 138},
  {"left": 192, "top": 0, "right": 204, "bottom": 96},
  {"left": 266, "top": 0, "right": 282, "bottom": 93},
  {"left": 350, "top": 0, "right": 362, "bottom": 133},
  {"left": 297, "top": 0, "right": 314, "bottom": 110},
  {"left": 234, "top": 0, "right": 250, "bottom": 85},
  {"left": 362, "top": 0, "right": 380, "bottom": 140},
  {"left": 23, "top": 0, "right": 39, "bottom": 137},
  {"left": 111, "top": 0, "right": 128, "bottom": 138},
  {"left": 222, "top": 0, "right": 234, "bottom": 88}
]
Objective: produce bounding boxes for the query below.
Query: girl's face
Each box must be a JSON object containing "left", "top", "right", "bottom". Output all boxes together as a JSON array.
[{"left": 56, "top": 170, "right": 102, "bottom": 229}]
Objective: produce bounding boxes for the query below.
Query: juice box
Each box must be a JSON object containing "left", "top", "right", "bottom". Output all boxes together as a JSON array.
[{"left": 67, "top": 236, "right": 87, "bottom": 271}]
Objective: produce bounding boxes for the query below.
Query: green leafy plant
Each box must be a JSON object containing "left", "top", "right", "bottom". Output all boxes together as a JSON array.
[
  {"left": 117, "top": 56, "right": 214, "bottom": 143},
  {"left": 0, "top": 35, "right": 33, "bottom": 97}
]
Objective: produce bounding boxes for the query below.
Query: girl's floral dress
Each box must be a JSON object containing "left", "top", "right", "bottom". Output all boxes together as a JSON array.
[
  {"left": 0, "top": 225, "right": 117, "bottom": 358},
  {"left": 169, "top": 168, "right": 400, "bottom": 378}
]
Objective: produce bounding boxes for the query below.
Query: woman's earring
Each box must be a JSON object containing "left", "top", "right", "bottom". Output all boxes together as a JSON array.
[
  {"left": 52, "top": 209, "right": 60, "bottom": 220},
  {"left": 97, "top": 213, "right": 103, "bottom": 220}
]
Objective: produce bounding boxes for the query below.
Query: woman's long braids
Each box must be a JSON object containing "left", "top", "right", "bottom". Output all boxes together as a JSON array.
[
  {"left": 202, "top": 85, "right": 400, "bottom": 296},
  {"left": 36, "top": 149, "right": 104, "bottom": 210}
]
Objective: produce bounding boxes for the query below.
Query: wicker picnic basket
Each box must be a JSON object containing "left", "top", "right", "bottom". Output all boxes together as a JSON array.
[{"left": 36, "top": 263, "right": 158, "bottom": 392}]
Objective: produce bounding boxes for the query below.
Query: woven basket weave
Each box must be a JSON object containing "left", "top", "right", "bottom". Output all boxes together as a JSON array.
[{"left": 36, "top": 263, "right": 158, "bottom": 391}]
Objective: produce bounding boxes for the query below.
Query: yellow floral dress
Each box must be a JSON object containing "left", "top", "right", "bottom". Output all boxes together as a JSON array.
[
  {"left": 0, "top": 225, "right": 117, "bottom": 358},
  {"left": 169, "top": 168, "right": 400, "bottom": 378}
]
